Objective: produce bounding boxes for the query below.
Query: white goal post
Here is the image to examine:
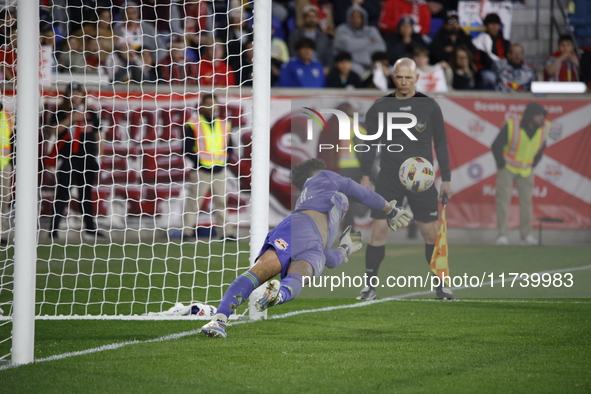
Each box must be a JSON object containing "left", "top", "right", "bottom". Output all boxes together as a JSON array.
[{"left": 3, "top": 0, "right": 272, "bottom": 365}]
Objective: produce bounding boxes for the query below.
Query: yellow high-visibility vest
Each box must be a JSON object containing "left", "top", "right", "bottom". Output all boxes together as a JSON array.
[
  {"left": 503, "top": 115, "right": 550, "bottom": 177},
  {"left": 0, "top": 109, "right": 13, "bottom": 170},
  {"left": 187, "top": 115, "right": 230, "bottom": 168},
  {"left": 339, "top": 118, "right": 366, "bottom": 169}
]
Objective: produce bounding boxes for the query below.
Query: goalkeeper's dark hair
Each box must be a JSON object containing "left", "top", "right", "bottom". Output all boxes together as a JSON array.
[{"left": 291, "top": 158, "right": 326, "bottom": 190}]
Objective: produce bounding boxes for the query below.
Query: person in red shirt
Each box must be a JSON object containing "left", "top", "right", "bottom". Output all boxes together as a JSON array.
[
  {"left": 378, "top": 0, "right": 431, "bottom": 36},
  {"left": 197, "top": 42, "right": 236, "bottom": 87},
  {"left": 544, "top": 34, "right": 580, "bottom": 82},
  {"left": 158, "top": 38, "right": 199, "bottom": 85}
]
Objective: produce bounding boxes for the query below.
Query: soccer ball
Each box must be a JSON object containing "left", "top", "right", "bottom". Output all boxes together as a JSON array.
[{"left": 399, "top": 157, "right": 435, "bottom": 192}]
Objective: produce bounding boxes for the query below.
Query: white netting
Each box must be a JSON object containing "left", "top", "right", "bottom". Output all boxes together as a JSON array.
[
  {"left": 0, "top": 4, "right": 17, "bottom": 362},
  {"left": 1, "top": 0, "right": 258, "bottom": 359}
]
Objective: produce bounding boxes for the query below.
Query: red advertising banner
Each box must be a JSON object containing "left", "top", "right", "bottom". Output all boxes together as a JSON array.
[{"left": 437, "top": 97, "right": 591, "bottom": 229}]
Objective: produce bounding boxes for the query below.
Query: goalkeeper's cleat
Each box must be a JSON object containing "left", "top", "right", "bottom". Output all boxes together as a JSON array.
[
  {"left": 255, "top": 280, "right": 282, "bottom": 312},
  {"left": 356, "top": 286, "right": 377, "bottom": 300},
  {"left": 200, "top": 314, "right": 228, "bottom": 338},
  {"left": 436, "top": 284, "right": 455, "bottom": 300}
]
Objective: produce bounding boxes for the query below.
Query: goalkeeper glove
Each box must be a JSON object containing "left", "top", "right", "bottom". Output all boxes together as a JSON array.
[
  {"left": 339, "top": 225, "right": 363, "bottom": 262},
  {"left": 386, "top": 199, "right": 413, "bottom": 231}
]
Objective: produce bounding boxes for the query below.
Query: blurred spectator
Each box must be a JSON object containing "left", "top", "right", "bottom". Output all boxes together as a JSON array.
[
  {"left": 495, "top": 44, "right": 536, "bottom": 92},
  {"left": 378, "top": 0, "right": 431, "bottom": 36},
  {"left": 334, "top": 5, "right": 386, "bottom": 77},
  {"left": 271, "top": 27, "right": 289, "bottom": 86},
  {"left": 296, "top": 0, "right": 335, "bottom": 36},
  {"left": 48, "top": 82, "right": 105, "bottom": 241},
  {"left": 0, "top": 8, "right": 16, "bottom": 48},
  {"left": 56, "top": 36, "right": 86, "bottom": 74},
  {"left": 414, "top": 47, "right": 449, "bottom": 92},
  {"left": 271, "top": 26, "right": 290, "bottom": 64},
  {"left": 361, "top": 51, "right": 396, "bottom": 90},
  {"left": 72, "top": 8, "right": 117, "bottom": 64},
  {"left": 289, "top": 5, "right": 333, "bottom": 70},
  {"left": 82, "top": 38, "right": 103, "bottom": 75},
  {"left": 544, "top": 35, "right": 580, "bottom": 82},
  {"left": 158, "top": 39, "right": 199, "bottom": 85},
  {"left": 185, "top": 0, "right": 215, "bottom": 52},
  {"left": 235, "top": 39, "right": 254, "bottom": 86},
  {"left": 568, "top": 0, "right": 591, "bottom": 49},
  {"left": 0, "top": 16, "right": 16, "bottom": 82},
  {"left": 217, "top": 8, "right": 253, "bottom": 74},
  {"left": 105, "top": 40, "right": 155, "bottom": 84},
  {"left": 429, "top": 11, "right": 475, "bottom": 64},
  {"left": 273, "top": 0, "right": 290, "bottom": 23},
  {"left": 278, "top": 38, "right": 325, "bottom": 88},
  {"left": 326, "top": 51, "right": 362, "bottom": 88},
  {"left": 472, "top": 13, "right": 510, "bottom": 89},
  {"left": 115, "top": 1, "right": 167, "bottom": 62},
  {"left": 139, "top": 49, "right": 158, "bottom": 84},
  {"left": 0, "top": 102, "right": 13, "bottom": 245},
  {"left": 197, "top": 41, "right": 237, "bottom": 87},
  {"left": 445, "top": 46, "right": 482, "bottom": 90},
  {"left": 333, "top": 0, "right": 382, "bottom": 27},
  {"left": 139, "top": 0, "right": 184, "bottom": 38},
  {"left": 385, "top": 16, "right": 428, "bottom": 63},
  {"left": 427, "top": 0, "right": 449, "bottom": 19},
  {"left": 39, "top": 21, "right": 56, "bottom": 87}
]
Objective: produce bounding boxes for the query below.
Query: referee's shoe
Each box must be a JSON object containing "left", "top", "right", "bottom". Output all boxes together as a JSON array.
[
  {"left": 436, "top": 284, "right": 455, "bottom": 300},
  {"left": 357, "top": 286, "right": 377, "bottom": 300}
]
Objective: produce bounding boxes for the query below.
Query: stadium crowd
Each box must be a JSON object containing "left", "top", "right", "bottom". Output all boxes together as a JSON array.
[{"left": 0, "top": 0, "right": 589, "bottom": 92}]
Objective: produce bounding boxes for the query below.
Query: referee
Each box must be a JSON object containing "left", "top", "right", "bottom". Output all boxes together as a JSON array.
[{"left": 357, "top": 58, "right": 454, "bottom": 300}]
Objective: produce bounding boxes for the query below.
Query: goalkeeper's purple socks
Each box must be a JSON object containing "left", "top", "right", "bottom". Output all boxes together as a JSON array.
[
  {"left": 216, "top": 270, "right": 260, "bottom": 318},
  {"left": 276, "top": 273, "right": 303, "bottom": 305}
]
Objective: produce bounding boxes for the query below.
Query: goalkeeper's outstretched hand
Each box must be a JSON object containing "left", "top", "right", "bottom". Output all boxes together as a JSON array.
[
  {"left": 386, "top": 199, "right": 413, "bottom": 231},
  {"left": 339, "top": 225, "right": 363, "bottom": 262}
]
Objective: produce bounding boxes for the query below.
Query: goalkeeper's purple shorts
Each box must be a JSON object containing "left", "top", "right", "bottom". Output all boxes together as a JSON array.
[{"left": 255, "top": 212, "right": 325, "bottom": 278}]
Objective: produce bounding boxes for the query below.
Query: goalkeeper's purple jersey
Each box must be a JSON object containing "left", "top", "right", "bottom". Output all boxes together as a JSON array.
[{"left": 294, "top": 170, "right": 387, "bottom": 248}]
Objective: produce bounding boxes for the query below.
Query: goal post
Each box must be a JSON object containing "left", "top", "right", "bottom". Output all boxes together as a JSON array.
[
  {"left": 248, "top": 0, "right": 272, "bottom": 321},
  {"left": 12, "top": 0, "right": 39, "bottom": 366}
]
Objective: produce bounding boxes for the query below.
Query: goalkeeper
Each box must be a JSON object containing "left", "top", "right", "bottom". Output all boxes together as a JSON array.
[{"left": 201, "top": 158, "right": 412, "bottom": 338}]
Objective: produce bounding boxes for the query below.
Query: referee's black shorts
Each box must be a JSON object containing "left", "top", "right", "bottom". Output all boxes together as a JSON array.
[{"left": 371, "top": 169, "right": 439, "bottom": 223}]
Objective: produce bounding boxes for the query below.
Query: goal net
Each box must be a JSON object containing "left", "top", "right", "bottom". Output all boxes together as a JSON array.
[{"left": 1, "top": 0, "right": 264, "bottom": 362}]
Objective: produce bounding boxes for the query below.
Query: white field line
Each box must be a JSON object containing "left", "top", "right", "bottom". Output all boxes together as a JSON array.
[{"left": 1, "top": 264, "right": 590, "bottom": 371}]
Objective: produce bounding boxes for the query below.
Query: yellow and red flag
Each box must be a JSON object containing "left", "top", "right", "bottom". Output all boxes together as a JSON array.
[{"left": 430, "top": 195, "right": 450, "bottom": 286}]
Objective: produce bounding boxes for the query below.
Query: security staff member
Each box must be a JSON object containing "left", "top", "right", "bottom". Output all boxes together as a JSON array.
[
  {"left": 183, "top": 94, "right": 235, "bottom": 240},
  {"left": 492, "top": 102, "right": 549, "bottom": 246}
]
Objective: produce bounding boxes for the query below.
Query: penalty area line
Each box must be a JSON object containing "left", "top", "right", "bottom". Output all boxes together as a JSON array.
[{"left": 1, "top": 264, "right": 589, "bottom": 371}]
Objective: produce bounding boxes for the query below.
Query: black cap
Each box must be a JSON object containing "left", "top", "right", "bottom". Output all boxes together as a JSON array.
[{"left": 483, "top": 13, "right": 502, "bottom": 26}]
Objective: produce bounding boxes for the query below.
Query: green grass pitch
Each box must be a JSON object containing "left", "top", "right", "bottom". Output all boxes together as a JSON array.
[{"left": 1, "top": 243, "right": 590, "bottom": 392}]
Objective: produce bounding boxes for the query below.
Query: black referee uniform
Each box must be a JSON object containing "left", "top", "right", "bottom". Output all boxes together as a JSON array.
[{"left": 360, "top": 92, "right": 451, "bottom": 223}]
